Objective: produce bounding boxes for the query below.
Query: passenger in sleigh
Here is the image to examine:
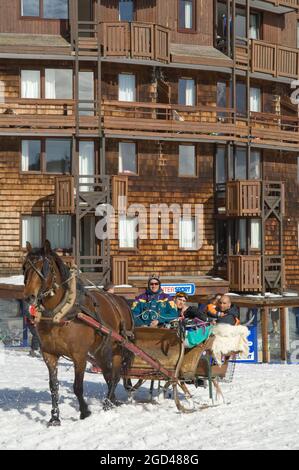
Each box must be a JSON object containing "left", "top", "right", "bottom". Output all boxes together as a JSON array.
[
  {"left": 131, "top": 275, "right": 178, "bottom": 327},
  {"left": 174, "top": 292, "right": 208, "bottom": 322},
  {"left": 204, "top": 294, "right": 240, "bottom": 326}
]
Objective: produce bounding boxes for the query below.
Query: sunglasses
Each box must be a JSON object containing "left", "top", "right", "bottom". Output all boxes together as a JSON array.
[{"left": 150, "top": 282, "right": 159, "bottom": 286}]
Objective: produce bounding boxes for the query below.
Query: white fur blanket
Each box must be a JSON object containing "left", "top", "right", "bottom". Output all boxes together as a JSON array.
[{"left": 211, "top": 324, "right": 250, "bottom": 365}]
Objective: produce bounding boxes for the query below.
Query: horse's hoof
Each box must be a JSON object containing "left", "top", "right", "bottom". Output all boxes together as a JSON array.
[
  {"left": 47, "top": 418, "right": 61, "bottom": 427},
  {"left": 103, "top": 398, "right": 114, "bottom": 411},
  {"left": 80, "top": 410, "right": 91, "bottom": 420}
]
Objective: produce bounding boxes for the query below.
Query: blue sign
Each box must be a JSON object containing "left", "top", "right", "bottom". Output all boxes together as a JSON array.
[
  {"left": 161, "top": 283, "right": 196, "bottom": 296},
  {"left": 234, "top": 313, "right": 258, "bottom": 363}
]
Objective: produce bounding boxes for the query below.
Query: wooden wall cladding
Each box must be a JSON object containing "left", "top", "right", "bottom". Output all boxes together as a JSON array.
[
  {"left": 0, "top": 0, "right": 69, "bottom": 36},
  {"left": 0, "top": 137, "right": 56, "bottom": 274},
  {"left": 106, "top": 139, "right": 215, "bottom": 278}
]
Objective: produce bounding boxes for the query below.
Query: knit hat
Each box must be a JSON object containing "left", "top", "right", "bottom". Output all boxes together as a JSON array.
[
  {"left": 148, "top": 274, "right": 161, "bottom": 289},
  {"left": 174, "top": 291, "right": 189, "bottom": 301}
]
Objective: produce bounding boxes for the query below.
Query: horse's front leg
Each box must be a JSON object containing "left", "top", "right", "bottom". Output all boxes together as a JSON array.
[
  {"left": 102, "top": 348, "right": 123, "bottom": 411},
  {"left": 73, "top": 355, "right": 91, "bottom": 420},
  {"left": 43, "top": 352, "right": 61, "bottom": 427}
]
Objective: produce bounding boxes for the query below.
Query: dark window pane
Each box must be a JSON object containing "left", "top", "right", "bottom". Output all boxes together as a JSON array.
[
  {"left": 46, "top": 139, "right": 71, "bottom": 173},
  {"left": 43, "top": 0, "right": 68, "bottom": 19},
  {"left": 179, "top": 0, "right": 194, "bottom": 30},
  {"left": 119, "top": 0, "right": 134, "bottom": 22},
  {"left": 235, "top": 147, "right": 247, "bottom": 180},
  {"left": 22, "top": 140, "right": 41, "bottom": 172},
  {"left": 21, "top": 0, "right": 39, "bottom": 16},
  {"left": 236, "top": 82, "right": 247, "bottom": 116},
  {"left": 217, "top": 81, "right": 227, "bottom": 108},
  {"left": 216, "top": 147, "right": 226, "bottom": 184},
  {"left": 236, "top": 8, "right": 246, "bottom": 40}
]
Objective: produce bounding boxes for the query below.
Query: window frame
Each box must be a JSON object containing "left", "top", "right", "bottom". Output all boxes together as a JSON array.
[
  {"left": 118, "top": 73, "right": 137, "bottom": 103},
  {"left": 179, "top": 216, "right": 198, "bottom": 251},
  {"left": 178, "top": 0, "right": 197, "bottom": 34},
  {"left": 20, "top": 213, "right": 73, "bottom": 252},
  {"left": 178, "top": 144, "right": 197, "bottom": 178},
  {"left": 118, "top": 215, "right": 139, "bottom": 251},
  {"left": 20, "top": 214, "right": 42, "bottom": 250},
  {"left": 178, "top": 77, "right": 196, "bottom": 107},
  {"left": 20, "top": 67, "right": 75, "bottom": 100},
  {"left": 20, "top": 138, "right": 72, "bottom": 175},
  {"left": 20, "top": 0, "right": 69, "bottom": 20},
  {"left": 118, "top": 141, "right": 138, "bottom": 175},
  {"left": 119, "top": 0, "right": 135, "bottom": 22}
]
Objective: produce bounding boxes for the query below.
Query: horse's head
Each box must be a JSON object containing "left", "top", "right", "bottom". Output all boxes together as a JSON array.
[{"left": 23, "top": 240, "right": 60, "bottom": 306}]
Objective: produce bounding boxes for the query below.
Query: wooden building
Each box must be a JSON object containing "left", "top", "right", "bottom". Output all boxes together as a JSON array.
[{"left": 0, "top": 0, "right": 298, "bottom": 295}]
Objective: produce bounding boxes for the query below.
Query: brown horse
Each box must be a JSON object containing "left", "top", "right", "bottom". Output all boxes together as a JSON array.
[{"left": 23, "top": 240, "right": 134, "bottom": 426}]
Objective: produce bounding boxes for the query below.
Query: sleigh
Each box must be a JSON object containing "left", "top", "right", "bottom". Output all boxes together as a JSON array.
[{"left": 79, "top": 313, "right": 240, "bottom": 413}]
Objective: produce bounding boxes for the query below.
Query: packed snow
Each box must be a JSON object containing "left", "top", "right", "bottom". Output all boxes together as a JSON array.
[{"left": 0, "top": 349, "right": 299, "bottom": 450}]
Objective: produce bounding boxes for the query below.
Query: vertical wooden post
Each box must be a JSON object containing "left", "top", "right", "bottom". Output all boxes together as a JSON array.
[
  {"left": 280, "top": 307, "right": 287, "bottom": 362},
  {"left": 261, "top": 307, "right": 270, "bottom": 363}
]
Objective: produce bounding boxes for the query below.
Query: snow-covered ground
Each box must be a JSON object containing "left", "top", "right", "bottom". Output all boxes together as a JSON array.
[{"left": 0, "top": 349, "right": 299, "bottom": 450}]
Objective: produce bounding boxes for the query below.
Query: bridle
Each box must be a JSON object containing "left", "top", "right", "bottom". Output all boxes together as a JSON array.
[{"left": 24, "top": 255, "right": 61, "bottom": 303}]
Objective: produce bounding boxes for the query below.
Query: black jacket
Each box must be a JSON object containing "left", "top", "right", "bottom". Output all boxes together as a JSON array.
[
  {"left": 215, "top": 305, "right": 240, "bottom": 325},
  {"left": 181, "top": 306, "right": 208, "bottom": 323}
]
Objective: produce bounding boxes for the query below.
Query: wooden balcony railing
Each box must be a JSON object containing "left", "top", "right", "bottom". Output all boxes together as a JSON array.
[
  {"left": 0, "top": 99, "right": 98, "bottom": 135},
  {"left": 226, "top": 180, "right": 262, "bottom": 217},
  {"left": 257, "top": 0, "right": 298, "bottom": 8},
  {"left": 103, "top": 100, "right": 236, "bottom": 141},
  {"left": 103, "top": 22, "right": 170, "bottom": 63},
  {"left": 228, "top": 255, "right": 262, "bottom": 292},
  {"left": 235, "top": 39, "right": 299, "bottom": 79}
]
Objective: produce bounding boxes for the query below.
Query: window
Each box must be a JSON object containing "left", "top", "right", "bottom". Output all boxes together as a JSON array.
[
  {"left": 45, "top": 69, "right": 73, "bottom": 99},
  {"left": 22, "top": 216, "right": 41, "bottom": 248},
  {"left": 46, "top": 215, "right": 72, "bottom": 249},
  {"left": 216, "top": 146, "right": 226, "bottom": 184},
  {"left": 179, "top": 145, "right": 196, "bottom": 176},
  {"left": 79, "top": 71, "right": 94, "bottom": 116},
  {"left": 119, "top": 216, "right": 137, "bottom": 249},
  {"left": 236, "top": 7, "right": 246, "bottom": 43},
  {"left": 119, "top": 142, "right": 137, "bottom": 174},
  {"left": 179, "top": 0, "right": 195, "bottom": 31},
  {"left": 21, "top": 0, "right": 68, "bottom": 19},
  {"left": 236, "top": 81, "right": 247, "bottom": 116},
  {"left": 179, "top": 79, "right": 195, "bottom": 106},
  {"left": 79, "top": 141, "right": 95, "bottom": 192},
  {"left": 45, "top": 139, "right": 71, "bottom": 173},
  {"left": 21, "top": 140, "right": 41, "bottom": 172},
  {"left": 21, "top": 70, "right": 40, "bottom": 99},
  {"left": 119, "top": 0, "right": 134, "bottom": 22},
  {"left": 249, "top": 150, "right": 261, "bottom": 180},
  {"left": 43, "top": 0, "right": 68, "bottom": 19},
  {"left": 118, "top": 74, "right": 136, "bottom": 102},
  {"left": 250, "top": 87, "right": 262, "bottom": 113},
  {"left": 21, "top": 0, "right": 40, "bottom": 16},
  {"left": 250, "top": 13, "right": 261, "bottom": 40},
  {"left": 251, "top": 219, "right": 261, "bottom": 250},
  {"left": 179, "top": 217, "right": 197, "bottom": 250},
  {"left": 234, "top": 147, "right": 247, "bottom": 180}
]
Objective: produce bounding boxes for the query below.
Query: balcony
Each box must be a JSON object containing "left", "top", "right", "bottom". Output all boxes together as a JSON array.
[
  {"left": 102, "top": 22, "right": 170, "bottom": 63},
  {"left": 226, "top": 180, "right": 262, "bottom": 217},
  {"left": 236, "top": 39, "right": 299, "bottom": 80},
  {"left": 0, "top": 99, "right": 99, "bottom": 136},
  {"left": 103, "top": 100, "right": 236, "bottom": 141},
  {"left": 228, "top": 255, "right": 262, "bottom": 292}
]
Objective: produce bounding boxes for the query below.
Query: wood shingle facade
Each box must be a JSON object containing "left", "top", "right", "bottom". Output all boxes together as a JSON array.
[{"left": 0, "top": 0, "right": 299, "bottom": 297}]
